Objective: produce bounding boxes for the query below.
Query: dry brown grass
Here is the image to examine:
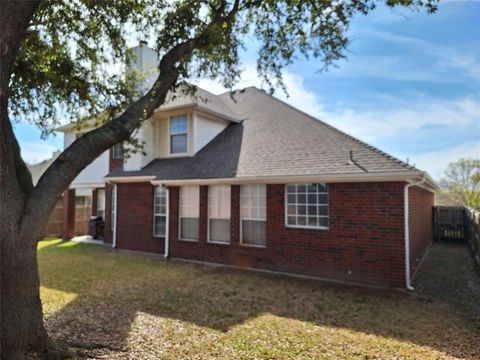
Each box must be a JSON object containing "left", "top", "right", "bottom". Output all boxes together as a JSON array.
[{"left": 38, "top": 240, "right": 480, "bottom": 359}]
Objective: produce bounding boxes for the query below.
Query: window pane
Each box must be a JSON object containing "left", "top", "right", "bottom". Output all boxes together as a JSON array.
[
  {"left": 209, "top": 219, "right": 230, "bottom": 243},
  {"left": 318, "top": 193, "right": 328, "bottom": 204},
  {"left": 154, "top": 215, "right": 166, "bottom": 237},
  {"left": 242, "top": 220, "right": 266, "bottom": 246},
  {"left": 318, "top": 206, "right": 328, "bottom": 216},
  {"left": 208, "top": 185, "right": 231, "bottom": 219},
  {"left": 318, "top": 217, "right": 329, "bottom": 227},
  {"left": 170, "top": 116, "right": 188, "bottom": 134},
  {"left": 171, "top": 134, "right": 187, "bottom": 153},
  {"left": 317, "top": 184, "right": 328, "bottom": 192},
  {"left": 180, "top": 186, "right": 199, "bottom": 217},
  {"left": 180, "top": 217, "right": 199, "bottom": 240},
  {"left": 308, "top": 217, "right": 317, "bottom": 227}
]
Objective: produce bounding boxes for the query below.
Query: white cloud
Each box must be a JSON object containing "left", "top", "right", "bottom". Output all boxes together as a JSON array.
[
  {"left": 323, "top": 96, "right": 479, "bottom": 143},
  {"left": 355, "top": 28, "right": 480, "bottom": 80},
  {"left": 412, "top": 141, "right": 480, "bottom": 179},
  {"left": 21, "top": 142, "right": 59, "bottom": 165}
]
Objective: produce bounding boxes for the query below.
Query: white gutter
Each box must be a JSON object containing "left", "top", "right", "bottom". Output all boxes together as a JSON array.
[
  {"left": 404, "top": 175, "right": 426, "bottom": 291},
  {"left": 150, "top": 170, "right": 436, "bottom": 187},
  {"left": 112, "top": 184, "right": 118, "bottom": 248},
  {"left": 164, "top": 187, "right": 170, "bottom": 258}
]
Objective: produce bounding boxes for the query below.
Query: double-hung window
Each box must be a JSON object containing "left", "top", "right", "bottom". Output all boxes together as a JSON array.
[
  {"left": 286, "top": 184, "right": 329, "bottom": 229},
  {"left": 170, "top": 115, "right": 188, "bottom": 154},
  {"left": 240, "top": 185, "right": 266, "bottom": 247},
  {"left": 97, "top": 189, "right": 106, "bottom": 219},
  {"left": 153, "top": 186, "right": 167, "bottom": 237},
  {"left": 179, "top": 186, "right": 199, "bottom": 240},
  {"left": 208, "top": 185, "right": 231, "bottom": 243}
]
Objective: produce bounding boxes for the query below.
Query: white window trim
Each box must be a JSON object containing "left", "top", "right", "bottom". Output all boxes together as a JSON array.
[
  {"left": 168, "top": 114, "right": 189, "bottom": 156},
  {"left": 240, "top": 185, "right": 267, "bottom": 248},
  {"left": 153, "top": 186, "right": 168, "bottom": 238},
  {"left": 207, "top": 185, "right": 231, "bottom": 245},
  {"left": 178, "top": 186, "right": 200, "bottom": 242},
  {"left": 284, "top": 184, "right": 330, "bottom": 230}
]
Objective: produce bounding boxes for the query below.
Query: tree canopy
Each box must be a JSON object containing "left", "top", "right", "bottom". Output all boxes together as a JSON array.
[
  {"left": 442, "top": 158, "right": 480, "bottom": 210},
  {"left": 10, "top": 0, "right": 438, "bottom": 136}
]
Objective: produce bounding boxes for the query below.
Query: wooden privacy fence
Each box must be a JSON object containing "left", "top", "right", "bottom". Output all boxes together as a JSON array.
[
  {"left": 465, "top": 207, "right": 480, "bottom": 274},
  {"left": 433, "top": 206, "right": 466, "bottom": 242}
]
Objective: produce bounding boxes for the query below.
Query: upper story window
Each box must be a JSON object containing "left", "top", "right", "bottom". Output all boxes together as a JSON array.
[
  {"left": 286, "top": 184, "right": 329, "bottom": 229},
  {"left": 112, "top": 143, "right": 123, "bottom": 159},
  {"left": 240, "top": 185, "right": 266, "bottom": 247},
  {"left": 208, "top": 185, "right": 231, "bottom": 244},
  {"left": 153, "top": 186, "right": 167, "bottom": 237},
  {"left": 170, "top": 115, "right": 188, "bottom": 154},
  {"left": 179, "top": 186, "right": 199, "bottom": 241}
]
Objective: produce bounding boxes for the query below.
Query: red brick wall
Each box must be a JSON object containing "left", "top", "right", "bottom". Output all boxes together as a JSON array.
[
  {"left": 168, "top": 182, "right": 407, "bottom": 288},
  {"left": 408, "top": 185, "right": 434, "bottom": 277},
  {"left": 114, "top": 182, "right": 165, "bottom": 254}
]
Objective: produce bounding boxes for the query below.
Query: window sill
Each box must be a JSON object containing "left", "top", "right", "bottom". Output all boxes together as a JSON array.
[
  {"left": 153, "top": 235, "right": 166, "bottom": 238},
  {"left": 285, "top": 225, "right": 329, "bottom": 231},
  {"left": 240, "top": 243, "right": 267, "bottom": 249},
  {"left": 207, "top": 241, "right": 230, "bottom": 246},
  {"left": 178, "top": 238, "right": 199, "bottom": 243}
]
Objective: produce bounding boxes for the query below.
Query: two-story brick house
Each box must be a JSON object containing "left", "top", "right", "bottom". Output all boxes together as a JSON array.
[{"left": 58, "top": 44, "right": 437, "bottom": 290}]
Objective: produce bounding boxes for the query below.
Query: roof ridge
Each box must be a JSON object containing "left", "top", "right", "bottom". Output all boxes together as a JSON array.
[{"left": 247, "top": 87, "right": 417, "bottom": 172}]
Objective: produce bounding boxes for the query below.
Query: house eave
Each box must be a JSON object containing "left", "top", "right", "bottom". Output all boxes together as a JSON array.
[{"left": 148, "top": 171, "right": 438, "bottom": 190}]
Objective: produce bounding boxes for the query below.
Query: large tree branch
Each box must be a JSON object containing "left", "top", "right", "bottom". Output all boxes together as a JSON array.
[
  {"left": 1, "top": 1, "right": 41, "bottom": 224},
  {"left": 21, "top": 0, "right": 243, "bottom": 238}
]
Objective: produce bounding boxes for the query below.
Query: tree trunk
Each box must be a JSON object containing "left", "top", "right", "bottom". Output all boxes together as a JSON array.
[
  {"left": 0, "top": 1, "right": 240, "bottom": 358},
  {"left": 1, "top": 232, "right": 48, "bottom": 360}
]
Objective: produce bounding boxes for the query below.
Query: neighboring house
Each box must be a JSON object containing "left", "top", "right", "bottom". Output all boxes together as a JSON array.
[
  {"left": 28, "top": 150, "right": 61, "bottom": 185},
  {"left": 27, "top": 151, "right": 94, "bottom": 237},
  {"left": 57, "top": 44, "right": 438, "bottom": 289}
]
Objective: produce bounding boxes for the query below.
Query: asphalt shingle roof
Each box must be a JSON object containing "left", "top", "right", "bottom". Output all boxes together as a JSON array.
[{"left": 107, "top": 86, "right": 419, "bottom": 180}]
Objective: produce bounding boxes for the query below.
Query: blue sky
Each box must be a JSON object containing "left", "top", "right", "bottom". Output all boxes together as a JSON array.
[{"left": 14, "top": 0, "right": 480, "bottom": 180}]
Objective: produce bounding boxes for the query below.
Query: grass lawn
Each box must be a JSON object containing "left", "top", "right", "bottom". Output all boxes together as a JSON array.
[{"left": 38, "top": 240, "right": 479, "bottom": 359}]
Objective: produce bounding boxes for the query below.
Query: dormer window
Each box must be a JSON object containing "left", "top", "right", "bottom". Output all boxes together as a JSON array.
[{"left": 170, "top": 115, "right": 188, "bottom": 154}]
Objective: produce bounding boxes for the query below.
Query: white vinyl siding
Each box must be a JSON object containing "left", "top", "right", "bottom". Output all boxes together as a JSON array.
[
  {"left": 240, "top": 185, "right": 266, "bottom": 247},
  {"left": 208, "top": 185, "right": 231, "bottom": 244},
  {"left": 285, "top": 184, "right": 329, "bottom": 229},
  {"left": 179, "top": 186, "right": 199, "bottom": 241},
  {"left": 153, "top": 186, "right": 167, "bottom": 237}
]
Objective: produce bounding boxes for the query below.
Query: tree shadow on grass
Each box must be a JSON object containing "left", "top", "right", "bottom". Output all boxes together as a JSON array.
[{"left": 38, "top": 240, "right": 480, "bottom": 359}]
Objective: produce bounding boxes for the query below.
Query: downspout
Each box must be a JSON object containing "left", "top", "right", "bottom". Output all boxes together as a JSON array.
[
  {"left": 404, "top": 175, "right": 426, "bottom": 291},
  {"left": 112, "top": 184, "right": 118, "bottom": 248},
  {"left": 164, "top": 186, "right": 170, "bottom": 258}
]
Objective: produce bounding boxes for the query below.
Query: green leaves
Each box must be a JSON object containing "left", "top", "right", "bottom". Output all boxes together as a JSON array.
[{"left": 10, "top": 0, "right": 439, "bottom": 132}]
